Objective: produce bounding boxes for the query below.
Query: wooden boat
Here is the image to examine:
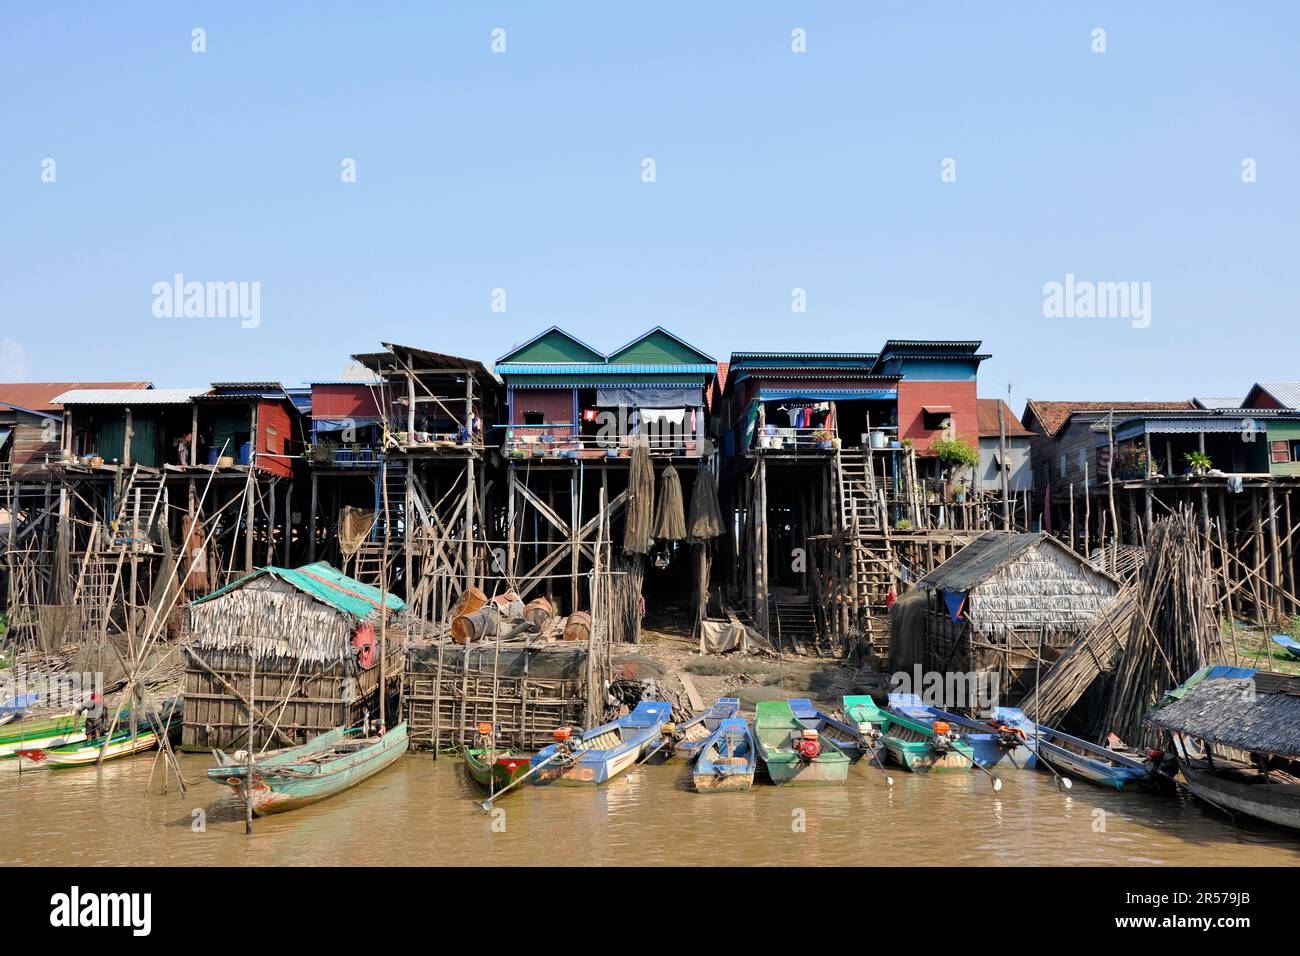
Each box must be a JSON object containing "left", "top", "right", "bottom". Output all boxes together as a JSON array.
[
  {"left": 859, "top": 697, "right": 973, "bottom": 772},
  {"left": 531, "top": 700, "right": 672, "bottom": 786},
  {"left": 26, "top": 703, "right": 183, "bottom": 769},
  {"left": 1271, "top": 634, "right": 1300, "bottom": 661},
  {"left": 209, "top": 723, "right": 409, "bottom": 815},
  {"left": 1173, "top": 739, "right": 1300, "bottom": 831},
  {"left": 1148, "top": 665, "right": 1300, "bottom": 830},
  {"left": 463, "top": 723, "right": 532, "bottom": 792},
  {"left": 789, "top": 697, "right": 883, "bottom": 764},
  {"left": 888, "top": 694, "right": 1036, "bottom": 769},
  {"left": 754, "top": 700, "right": 849, "bottom": 785},
  {"left": 662, "top": 697, "right": 740, "bottom": 764},
  {"left": 0, "top": 713, "right": 85, "bottom": 759},
  {"left": 693, "top": 717, "right": 756, "bottom": 793},
  {"left": 1027, "top": 722, "right": 1151, "bottom": 791}
]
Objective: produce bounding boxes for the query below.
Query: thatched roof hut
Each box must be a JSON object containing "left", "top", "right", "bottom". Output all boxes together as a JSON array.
[
  {"left": 188, "top": 561, "right": 407, "bottom": 666},
  {"left": 921, "top": 531, "right": 1119, "bottom": 635},
  {"left": 897, "top": 532, "right": 1121, "bottom": 703},
  {"left": 1146, "top": 667, "right": 1300, "bottom": 757},
  {"left": 181, "top": 562, "right": 409, "bottom": 750}
]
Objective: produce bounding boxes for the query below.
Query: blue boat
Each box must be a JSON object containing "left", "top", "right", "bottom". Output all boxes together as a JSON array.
[
  {"left": 789, "top": 698, "right": 883, "bottom": 764},
  {"left": 1026, "top": 721, "right": 1153, "bottom": 791},
  {"left": 887, "top": 694, "right": 1037, "bottom": 769},
  {"left": 662, "top": 697, "right": 740, "bottom": 764},
  {"left": 1271, "top": 634, "right": 1300, "bottom": 661},
  {"left": 692, "top": 717, "right": 757, "bottom": 793},
  {"left": 531, "top": 700, "right": 672, "bottom": 786}
]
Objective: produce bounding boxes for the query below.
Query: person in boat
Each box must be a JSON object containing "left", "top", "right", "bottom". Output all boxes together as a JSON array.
[{"left": 76, "top": 693, "right": 107, "bottom": 739}]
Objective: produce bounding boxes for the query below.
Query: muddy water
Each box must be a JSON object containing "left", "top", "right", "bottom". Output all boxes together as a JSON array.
[{"left": 2, "top": 753, "right": 1298, "bottom": 866}]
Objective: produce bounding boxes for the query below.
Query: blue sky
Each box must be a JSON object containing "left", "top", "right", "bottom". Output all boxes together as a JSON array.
[{"left": 2, "top": 3, "right": 1296, "bottom": 412}]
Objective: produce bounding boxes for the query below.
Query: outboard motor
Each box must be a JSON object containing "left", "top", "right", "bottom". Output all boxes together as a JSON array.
[
  {"left": 994, "top": 722, "right": 1027, "bottom": 750},
  {"left": 930, "top": 720, "right": 960, "bottom": 754},
  {"left": 792, "top": 728, "right": 822, "bottom": 761}
]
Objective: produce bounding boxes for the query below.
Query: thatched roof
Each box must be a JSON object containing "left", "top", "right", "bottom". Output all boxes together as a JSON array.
[
  {"left": 187, "top": 562, "right": 406, "bottom": 665},
  {"left": 923, "top": 532, "right": 1116, "bottom": 591},
  {"left": 1146, "top": 668, "right": 1300, "bottom": 757}
]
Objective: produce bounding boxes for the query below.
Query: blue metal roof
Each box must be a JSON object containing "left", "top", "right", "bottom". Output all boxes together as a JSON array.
[{"left": 496, "top": 363, "right": 716, "bottom": 375}]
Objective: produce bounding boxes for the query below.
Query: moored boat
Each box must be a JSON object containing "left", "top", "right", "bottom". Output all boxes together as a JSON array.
[
  {"left": 531, "top": 700, "right": 672, "bottom": 786},
  {"left": 1026, "top": 722, "right": 1151, "bottom": 791},
  {"left": 0, "top": 713, "right": 85, "bottom": 760},
  {"left": 209, "top": 722, "right": 409, "bottom": 815},
  {"left": 661, "top": 697, "right": 740, "bottom": 764},
  {"left": 754, "top": 700, "right": 849, "bottom": 785},
  {"left": 888, "top": 694, "right": 1036, "bottom": 769},
  {"left": 874, "top": 702, "right": 975, "bottom": 773},
  {"left": 1148, "top": 665, "right": 1300, "bottom": 831},
  {"left": 693, "top": 717, "right": 756, "bottom": 793},
  {"left": 23, "top": 702, "right": 183, "bottom": 769},
  {"left": 463, "top": 723, "right": 532, "bottom": 793},
  {"left": 789, "top": 697, "right": 883, "bottom": 764}
]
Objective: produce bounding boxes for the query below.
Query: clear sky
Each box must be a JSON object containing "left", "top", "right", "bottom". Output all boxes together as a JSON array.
[{"left": 2, "top": 3, "right": 1296, "bottom": 413}]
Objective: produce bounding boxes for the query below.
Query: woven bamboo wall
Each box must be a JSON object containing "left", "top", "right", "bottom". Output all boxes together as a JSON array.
[
  {"left": 402, "top": 653, "right": 587, "bottom": 752},
  {"left": 180, "top": 646, "right": 385, "bottom": 750}
]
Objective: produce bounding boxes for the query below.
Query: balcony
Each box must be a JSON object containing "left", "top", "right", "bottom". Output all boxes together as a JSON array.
[{"left": 504, "top": 424, "right": 705, "bottom": 460}]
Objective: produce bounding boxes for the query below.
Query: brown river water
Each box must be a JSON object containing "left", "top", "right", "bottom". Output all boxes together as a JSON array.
[{"left": 2, "top": 753, "right": 1298, "bottom": 866}]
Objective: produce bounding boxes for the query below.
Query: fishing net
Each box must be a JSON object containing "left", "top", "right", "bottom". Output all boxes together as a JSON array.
[
  {"left": 686, "top": 468, "right": 723, "bottom": 541},
  {"left": 623, "top": 442, "right": 655, "bottom": 554},
  {"left": 653, "top": 465, "right": 686, "bottom": 541}
]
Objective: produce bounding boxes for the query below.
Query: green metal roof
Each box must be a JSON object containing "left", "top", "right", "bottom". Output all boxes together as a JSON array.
[
  {"left": 191, "top": 562, "right": 406, "bottom": 619},
  {"left": 496, "top": 363, "right": 715, "bottom": 375}
]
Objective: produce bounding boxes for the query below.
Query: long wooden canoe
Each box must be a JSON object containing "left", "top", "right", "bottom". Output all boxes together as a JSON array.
[
  {"left": 662, "top": 697, "right": 740, "bottom": 764},
  {"left": 209, "top": 723, "right": 409, "bottom": 815},
  {"left": 0, "top": 713, "right": 85, "bottom": 760},
  {"left": 754, "top": 700, "right": 849, "bottom": 785},
  {"left": 888, "top": 695, "right": 1036, "bottom": 769},
  {"left": 531, "top": 700, "right": 671, "bottom": 786},
  {"left": 693, "top": 717, "right": 756, "bottom": 793},
  {"left": 789, "top": 698, "right": 882, "bottom": 764},
  {"left": 464, "top": 747, "right": 533, "bottom": 792}
]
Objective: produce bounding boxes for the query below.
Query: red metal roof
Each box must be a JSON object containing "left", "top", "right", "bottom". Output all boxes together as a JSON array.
[
  {"left": 0, "top": 382, "right": 151, "bottom": 413},
  {"left": 977, "top": 399, "right": 1035, "bottom": 438}
]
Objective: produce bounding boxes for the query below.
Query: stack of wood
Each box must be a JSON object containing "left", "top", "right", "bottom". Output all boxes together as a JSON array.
[
  {"left": 1097, "top": 508, "right": 1223, "bottom": 748},
  {"left": 1018, "top": 585, "right": 1137, "bottom": 726}
]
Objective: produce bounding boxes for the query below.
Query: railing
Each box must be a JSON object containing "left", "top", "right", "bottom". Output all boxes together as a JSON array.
[
  {"left": 755, "top": 427, "right": 840, "bottom": 451},
  {"left": 504, "top": 431, "right": 705, "bottom": 459}
]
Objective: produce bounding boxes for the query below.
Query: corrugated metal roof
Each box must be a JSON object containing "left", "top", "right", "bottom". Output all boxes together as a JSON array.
[
  {"left": 54, "top": 388, "right": 211, "bottom": 405},
  {"left": 495, "top": 363, "right": 716, "bottom": 375},
  {"left": 1255, "top": 382, "right": 1300, "bottom": 410},
  {"left": 1192, "top": 396, "right": 1242, "bottom": 410},
  {"left": 0, "top": 382, "right": 151, "bottom": 412}
]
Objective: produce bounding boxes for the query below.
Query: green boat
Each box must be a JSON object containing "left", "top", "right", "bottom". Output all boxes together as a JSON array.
[
  {"left": 208, "top": 723, "right": 408, "bottom": 815},
  {"left": 843, "top": 695, "right": 974, "bottom": 772},
  {"left": 754, "top": 700, "right": 850, "bottom": 785},
  {"left": 463, "top": 724, "right": 533, "bottom": 793},
  {"left": 0, "top": 713, "right": 85, "bottom": 760}
]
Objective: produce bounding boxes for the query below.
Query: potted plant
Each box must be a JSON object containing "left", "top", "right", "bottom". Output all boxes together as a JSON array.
[
  {"left": 929, "top": 434, "right": 980, "bottom": 496},
  {"left": 894, "top": 518, "right": 913, "bottom": 532},
  {"left": 953, "top": 484, "right": 968, "bottom": 503},
  {"left": 1185, "top": 450, "right": 1212, "bottom": 477},
  {"left": 812, "top": 428, "right": 835, "bottom": 449}
]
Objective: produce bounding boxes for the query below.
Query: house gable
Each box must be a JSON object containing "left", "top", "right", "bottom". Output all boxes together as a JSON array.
[
  {"left": 606, "top": 327, "right": 713, "bottom": 366},
  {"left": 497, "top": 327, "right": 605, "bottom": 366}
]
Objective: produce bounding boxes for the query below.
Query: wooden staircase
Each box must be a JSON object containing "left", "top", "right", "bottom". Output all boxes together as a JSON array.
[
  {"left": 350, "top": 541, "right": 389, "bottom": 588},
  {"left": 835, "top": 448, "right": 881, "bottom": 534},
  {"left": 112, "top": 466, "right": 166, "bottom": 552},
  {"left": 772, "top": 596, "right": 818, "bottom": 656},
  {"left": 372, "top": 460, "right": 407, "bottom": 542}
]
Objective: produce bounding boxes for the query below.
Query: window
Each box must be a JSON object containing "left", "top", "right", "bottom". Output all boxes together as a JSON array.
[
  {"left": 522, "top": 410, "right": 544, "bottom": 426},
  {"left": 1079, "top": 449, "right": 1088, "bottom": 474},
  {"left": 265, "top": 426, "right": 279, "bottom": 454},
  {"left": 923, "top": 410, "right": 952, "bottom": 431},
  {"left": 1292, "top": 441, "right": 1300, "bottom": 463},
  {"left": 1059, "top": 454, "right": 1068, "bottom": 478}
]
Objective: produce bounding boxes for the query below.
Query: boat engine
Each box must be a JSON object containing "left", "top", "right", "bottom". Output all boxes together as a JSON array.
[
  {"left": 930, "top": 720, "right": 960, "bottom": 754},
  {"left": 994, "top": 723, "right": 1027, "bottom": 749},
  {"left": 552, "top": 726, "right": 582, "bottom": 760},
  {"left": 792, "top": 728, "right": 822, "bottom": 761}
]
